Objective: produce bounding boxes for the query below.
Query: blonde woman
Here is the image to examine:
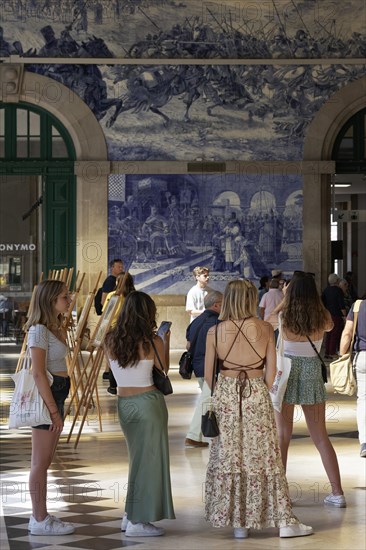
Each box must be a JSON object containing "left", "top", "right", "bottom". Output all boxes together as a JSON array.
[
  {"left": 24, "top": 280, "right": 74, "bottom": 535},
  {"left": 204, "top": 279, "right": 312, "bottom": 539}
]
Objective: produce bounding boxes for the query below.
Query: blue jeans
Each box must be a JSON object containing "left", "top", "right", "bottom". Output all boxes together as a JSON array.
[{"left": 32, "top": 375, "right": 70, "bottom": 430}]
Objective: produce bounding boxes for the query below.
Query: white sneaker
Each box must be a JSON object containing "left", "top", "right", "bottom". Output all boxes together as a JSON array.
[
  {"left": 121, "top": 513, "right": 128, "bottom": 531},
  {"left": 234, "top": 527, "right": 249, "bottom": 538},
  {"left": 28, "top": 514, "right": 75, "bottom": 535},
  {"left": 28, "top": 514, "right": 59, "bottom": 529},
  {"left": 28, "top": 514, "right": 65, "bottom": 530},
  {"left": 324, "top": 494, "right": 347, "bottom": 507},
  {"left": 125, "top": 521, "right": 165, "bottom": 537},
  {"left": 280, "top": 523, "right": 313, "bottom": 538}
]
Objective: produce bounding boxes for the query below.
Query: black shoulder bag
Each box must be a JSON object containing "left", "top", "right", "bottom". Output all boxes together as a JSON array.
[
  {"left": 201, "top": 323, "right": 220, "bottom": 438},
  {"left": 178, "top": 351, "right": 194, "bottom": 380},
  {"left": 179, "top": 315, "right": 209, "bottom": 379},
  {"left": 306, "top": 336, "right": 328, "bottom": 383},
  {"left": 150, "top": 339, "right": 173, "bottom": 395}
]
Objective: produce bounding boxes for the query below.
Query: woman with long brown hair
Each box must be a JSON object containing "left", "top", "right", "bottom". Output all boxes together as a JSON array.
[
  {"left": 104, "top": 291, "right": 175, "bottom": 537},
  {"left": 102, "top": 272, "right": 136, "bottom": 395},
  {"left": 24, "top": 280, "right": 75, "bottom": 536},
  {"left": 275, "top": 272, "right": 346, "bottom": 507},
  {"left": 204, "top": 279, "right": 312, "bottom": 539}
]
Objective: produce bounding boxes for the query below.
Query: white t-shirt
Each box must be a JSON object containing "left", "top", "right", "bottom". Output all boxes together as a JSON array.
[
  {"left": 259, "top": 288, "right": 283, "bottom": 330},
  {"left": 28, "top": 324, "right": 68, "bottom": 374},
  {"left": 186, "top": 285, "right": 209, "bottom": 323}
]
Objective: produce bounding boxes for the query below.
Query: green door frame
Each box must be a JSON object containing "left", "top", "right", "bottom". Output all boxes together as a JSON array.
[
  {"left": 332, "top": 107, "right": 366, "bottom": 173},
  {"left": 0, "top": 102, "right": 76, "bottom": 275}
]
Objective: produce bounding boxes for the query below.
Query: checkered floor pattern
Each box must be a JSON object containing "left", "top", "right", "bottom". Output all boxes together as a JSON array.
[
  {"left": 0, "top": 430, "right": 146, "bottom": 550},
  {"left": 1, "top": 344, "right": 361, "bottom": 550}
]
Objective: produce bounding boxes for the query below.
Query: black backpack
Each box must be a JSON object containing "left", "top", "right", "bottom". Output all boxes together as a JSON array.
[{"left": 94, "top": 288, "right": 103, "bottom": 315}]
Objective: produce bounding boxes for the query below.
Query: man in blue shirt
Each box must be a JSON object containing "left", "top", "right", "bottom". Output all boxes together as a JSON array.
[{"left": 185, "top": 290, "right": 222, "bottom": 448}]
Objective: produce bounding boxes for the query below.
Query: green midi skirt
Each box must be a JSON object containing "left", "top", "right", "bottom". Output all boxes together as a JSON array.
[{"left": 118, "top": 389, "right": 175, "bottom": 523}]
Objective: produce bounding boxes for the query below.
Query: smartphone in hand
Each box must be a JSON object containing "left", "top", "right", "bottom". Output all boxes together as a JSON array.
[{"left": 157, "top": 321, "right": 172, "bottom": 338}]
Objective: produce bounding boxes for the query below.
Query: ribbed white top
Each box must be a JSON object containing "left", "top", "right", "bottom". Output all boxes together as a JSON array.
[
  {"left": 109, "top": 358, "right": 154, "bottom": 387},
  {"left": 283, "top": 338, "right": 323, "bottom": 357}
]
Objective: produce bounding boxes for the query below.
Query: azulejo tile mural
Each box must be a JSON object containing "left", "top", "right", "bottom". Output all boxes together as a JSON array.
[
  {"left": 108, "top": 173, "right": 303, "bottom": 294},
  {"left": 2, "top": 0, "right": 366, "bottom": 60},
  {"left": 2, "top": 1, "right": 366, "bottom": 161}
]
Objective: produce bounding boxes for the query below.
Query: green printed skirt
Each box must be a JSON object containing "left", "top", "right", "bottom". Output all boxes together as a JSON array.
[
  {"left": 118, "top": 390, "right": 175, "bottom": 523},
  {"left": 283, "top": 355, "right": 327, "bottom": 405}
]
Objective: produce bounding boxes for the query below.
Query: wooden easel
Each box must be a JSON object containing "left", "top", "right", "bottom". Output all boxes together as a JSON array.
[
  {"left": 66, "top": 291, "right": 124, "bottom": 448},
  {"left": 64, "top": 272, "right": 103, "bottom": 435},
  {"left": 15, "top": 267, "right": 132, "bottom": 448},
  {"left": 66, "top": 270, "right": 131, "bottom": 448},
  {"left": 63, "top": 272, "right": 90, "bottom": 412}
]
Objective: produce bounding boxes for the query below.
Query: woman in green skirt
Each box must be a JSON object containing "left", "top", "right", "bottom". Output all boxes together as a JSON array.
[
  {"left": 105, "top": 291, "right": 175, "bottom": 537},
  {"left": 275, "top": 272, "right": 346, "bottom": 507}
]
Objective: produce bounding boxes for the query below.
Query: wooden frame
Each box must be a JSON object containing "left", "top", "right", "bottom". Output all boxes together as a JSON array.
[
  {"left": 91, "top": 294, "right": 120, "bottom": 348},
  {"left": 75, "top": 293, "right": 94, "bottom": 341}
]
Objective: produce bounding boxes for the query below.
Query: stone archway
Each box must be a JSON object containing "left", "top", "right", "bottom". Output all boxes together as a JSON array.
[
  {"left": 304, "top": 76, "right": 366, "bottom": 160},
  {"left": 302, "top": 76, "right": 366, "bottom": 288},
  {"left": 17, "top": 69, "right": 109, "bottom": 289}
]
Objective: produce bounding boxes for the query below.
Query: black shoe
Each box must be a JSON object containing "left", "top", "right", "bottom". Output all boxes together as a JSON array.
[
  {"left": 107, "top": 387, "right": 117, "bottom": 395},
  {"left": 185, "top": 438, "right": 209, "bottom": 448},
  {"left": 102, "top": 371, "right": 110, "bottom": 380}
]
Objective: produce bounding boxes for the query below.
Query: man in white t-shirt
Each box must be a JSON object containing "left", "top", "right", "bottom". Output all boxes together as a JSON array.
[
  {"left": 186, "top": 266, "right": 211, "bottom": 323},
  {"left": 259, "top": 278, "right": 283, "bottom": 342}
]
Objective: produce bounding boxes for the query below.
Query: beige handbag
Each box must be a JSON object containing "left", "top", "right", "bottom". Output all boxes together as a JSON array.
[{"left": 330, "top": 300, "right": 361, "bottom": 396}]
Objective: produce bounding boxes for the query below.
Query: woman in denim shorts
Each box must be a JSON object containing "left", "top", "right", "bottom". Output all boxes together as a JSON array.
[{"left": 24, "top": 280, "right": 75, "bottom": 536}]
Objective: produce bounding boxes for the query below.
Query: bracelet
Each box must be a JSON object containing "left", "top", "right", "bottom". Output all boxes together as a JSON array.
[{"left": 49, "top": 410, "right": 59, "bottom": 417}]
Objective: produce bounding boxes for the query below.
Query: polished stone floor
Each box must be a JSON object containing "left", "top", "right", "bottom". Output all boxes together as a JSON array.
[{"left": 1, "top": 345, "right": 365, "bottom": 550}]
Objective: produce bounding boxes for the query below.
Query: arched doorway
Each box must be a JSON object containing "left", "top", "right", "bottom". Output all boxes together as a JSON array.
[
  {"left": 0, "top": 101, "right": 76, "bottom": 286},
  {"left": 331, "top": 107, "right": 366, "bottom": 279},
  {"left": 332, "top": 107, "right": 366, "bottom": 173},
  {"left": 303, "top": 76, "right": 366, "bottom": 288},
  {"left": 0, "top": 67, "right": 109, "bottom": 298}
]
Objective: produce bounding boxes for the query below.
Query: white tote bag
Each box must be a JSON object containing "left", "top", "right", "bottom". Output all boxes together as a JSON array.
[
  {"left": 8, "top": 349, "right": 53, "bottom": 429},
  {"left": 269, "top": 323, "right": 292, "bottom": 413}
]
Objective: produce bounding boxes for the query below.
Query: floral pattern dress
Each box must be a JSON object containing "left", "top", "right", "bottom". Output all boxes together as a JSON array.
[{"left": 205, "top": 374, "right": 299, "bottom": 529}]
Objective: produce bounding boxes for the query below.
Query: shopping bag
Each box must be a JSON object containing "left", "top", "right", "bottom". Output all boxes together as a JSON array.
[
  {"left": 269, "top": 352, "right": 292, "bottom": 413},
  {"left": 9, "top": 356, "right": 53, "bottom": 429},
  {"left": 330, "top": 353, "right": 356, "bottom": 396},
  {"left": 329, "top": 300, "right": 361, "bottom": 397}
]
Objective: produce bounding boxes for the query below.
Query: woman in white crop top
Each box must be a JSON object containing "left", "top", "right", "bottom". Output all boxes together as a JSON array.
[
  {"left": 104, "top": 291, "right": 175, "bottom": 537},
  {"left": 275, "top": 272, "right": 346, "bottom": 507},
  {"left": 23, "top": 280, "right": 75, "bottom": 535}
]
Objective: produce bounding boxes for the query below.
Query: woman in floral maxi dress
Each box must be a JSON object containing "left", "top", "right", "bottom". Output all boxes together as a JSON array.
[{"left": 204, "top": 279, "right": 313, "bottom": 539}]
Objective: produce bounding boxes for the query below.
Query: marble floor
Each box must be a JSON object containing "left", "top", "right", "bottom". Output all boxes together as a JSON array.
[{"left": 1, "top": 345, "right": 365, "bottom": 550}]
